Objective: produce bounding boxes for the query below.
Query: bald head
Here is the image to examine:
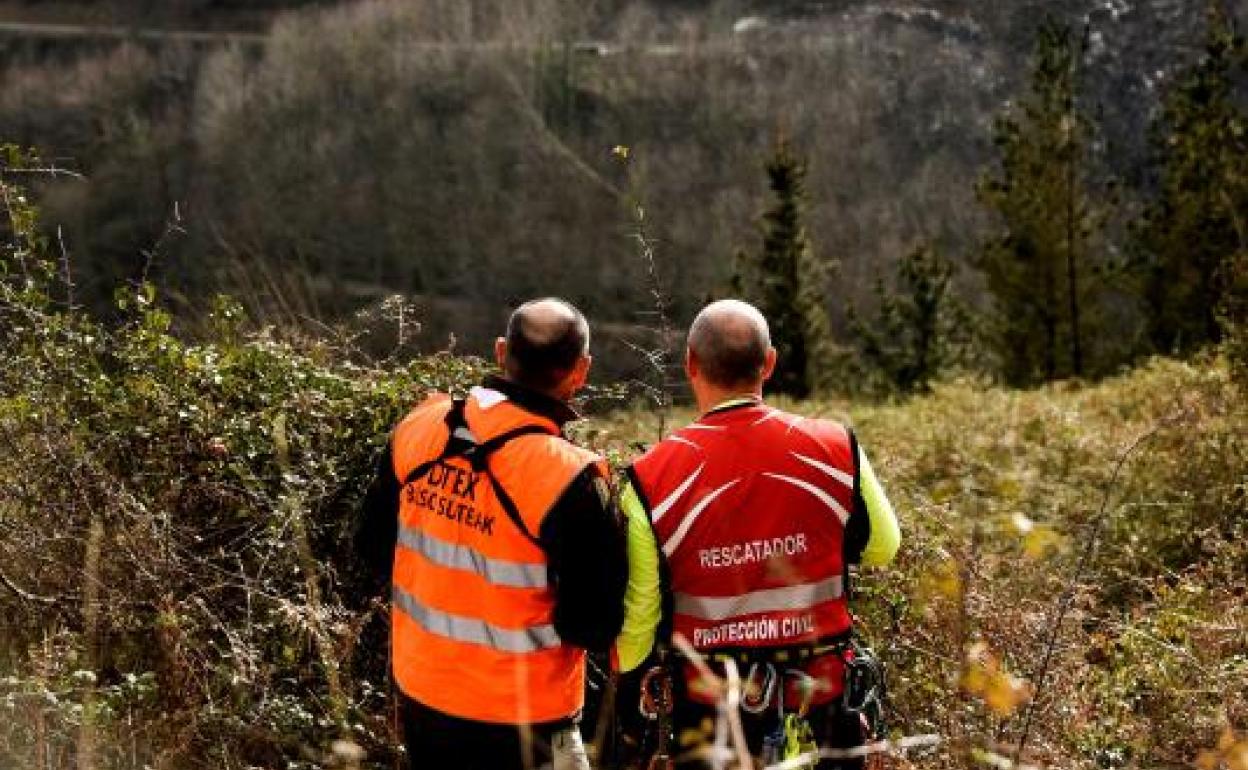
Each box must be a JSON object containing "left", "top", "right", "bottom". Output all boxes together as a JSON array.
[
  {"left": 687, "top": 300, "right": 772, "bottom": 388},
  {"left": 503, "top": 298, "right": 590, "bottom": 392}
]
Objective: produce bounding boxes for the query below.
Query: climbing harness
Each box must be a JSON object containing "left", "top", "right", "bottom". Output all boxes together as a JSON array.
[
  {"left": 842, "top": 641, "right": 888, "bottom": 746},
  {"left": 674, "top": 637, "right": 889, "bottom": 769}
]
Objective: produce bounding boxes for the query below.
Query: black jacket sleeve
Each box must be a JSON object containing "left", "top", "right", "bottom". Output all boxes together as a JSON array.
[
  {"left": 539, "top": 466, "right": 628, "bottom": 652},
  {"left": 355, "top": 441, "right": 400, "bottom": 598},
  {"left": 843, "top": 429, "right": 871, "bottom": 565}
]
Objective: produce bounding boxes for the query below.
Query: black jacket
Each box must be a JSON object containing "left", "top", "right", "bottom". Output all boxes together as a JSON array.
[{"left": 355, "top": 376, "right": 627, "bottom": 652}]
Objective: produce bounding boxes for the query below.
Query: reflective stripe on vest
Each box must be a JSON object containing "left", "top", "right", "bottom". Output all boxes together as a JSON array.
[
  {"left": 761, "top": 472, "right": 851, "bottom": 525},
  {"left": 393, "top": 585, "right": 561, "bottom": 654},
  {"left": 673, "top": 575, "right": 845, "bottom": 621},
  {"left": 397, "top": 525, "right": 548, "bottom": 589}
]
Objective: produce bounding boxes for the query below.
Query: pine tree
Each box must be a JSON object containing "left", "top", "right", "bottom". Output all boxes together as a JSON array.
[
  {"left": 1226, "top": 244, "right": 1248, "bottom": 383},
  {"left": 732, "top": 137, "right": 836, "bottom": 397},
  {"left": 1138, "top": 3, "right": 1248, "bottom": 356},
  {"left": 976, "top": 19, "right": 1100, "bottom": 385},
  {"left": 849, "top": 244, "right": 967, "bottom": 394}
]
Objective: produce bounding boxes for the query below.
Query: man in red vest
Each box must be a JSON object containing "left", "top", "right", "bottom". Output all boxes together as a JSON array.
[
  {"left": 356, "top": 298, "right": 627, "bottom": 770},
  {"left": 614, "top": 299, "right": 901, "bottom": 769}
]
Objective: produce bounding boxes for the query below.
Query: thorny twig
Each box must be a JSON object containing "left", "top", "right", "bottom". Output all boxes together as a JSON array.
[
  {"left": 0, "top": 568, "right": 59, "bottom": 605},
  {"left": 1, "top": 164, "right": 85, "bottom": 181},
  {"left": 619, "top": 156, "right": 677, "bottom": 441},
  {"left": 136, "top": 203, "right": 186, "bottom": 288},
  {"left": 1009, "top": 402, "right": 1194, "bottom": 766}
]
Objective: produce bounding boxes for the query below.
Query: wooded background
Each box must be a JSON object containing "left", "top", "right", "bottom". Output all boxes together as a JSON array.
[{"left": 2, "top": 0, "right": 1240, "bottom": 386}]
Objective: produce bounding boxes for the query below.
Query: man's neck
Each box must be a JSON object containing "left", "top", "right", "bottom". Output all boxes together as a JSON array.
[
  {"left": 497, "top": 374, "right": 569, "bottom": 403},
  {"left": 484, "top": 375, "right": 579, "bottom": 426}
]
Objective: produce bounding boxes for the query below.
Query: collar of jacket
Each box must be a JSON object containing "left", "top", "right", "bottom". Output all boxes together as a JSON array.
[
  {"left": 481, "top": 375, "right": 581, "bottom": 428},
  {"left": 703, "top": 396, "right": 763, "bottom": 418}
]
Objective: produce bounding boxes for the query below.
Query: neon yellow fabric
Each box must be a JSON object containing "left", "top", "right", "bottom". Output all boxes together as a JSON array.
[
  {"left": 856, "top": 446, "right": 900, "bottom": 567},
  {"left": 614, "top": 482, "right": 663, "bottom": 673}
]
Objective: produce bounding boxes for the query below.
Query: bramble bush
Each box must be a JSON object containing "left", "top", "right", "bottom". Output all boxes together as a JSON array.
[
  {"left": 5, "top": 143, "right": 1247, "bottom": 770},
  {"left": 1, "top": 147, "right": 485, "bottom": 768},
  {"left": 846, "top": 358, "right": 1247, "bottom": 769}
]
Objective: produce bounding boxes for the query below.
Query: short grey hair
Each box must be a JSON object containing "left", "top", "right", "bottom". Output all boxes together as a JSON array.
[
  {"left": 687, "top": 300, "right": 771, "bottom": 387},
  {"left": 504, "top": 297, "right": 590, "bottom": 391}
]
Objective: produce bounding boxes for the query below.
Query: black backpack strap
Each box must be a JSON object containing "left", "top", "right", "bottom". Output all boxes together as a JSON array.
[
  {"left": 401, "top": 398, "right": 555, "bottom": 548},
  {"left": 401, "top": 398, "right": 474, "bottom": 487},
  {"left": 843, "top": 427, "right": 870, "bottom": 604},
  {"left": 484, "top": 471, "right": 542, "bottom": 546},
  {"left": 465, "top": 424, "right": 553, "bottom": 548}
]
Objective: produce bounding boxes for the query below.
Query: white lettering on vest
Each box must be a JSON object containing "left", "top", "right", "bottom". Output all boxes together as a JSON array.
[
  {"left": 697, "top": 533, "right": 809, "bottom": 570},
  {"left": 780, "top": 614, "right": 817, "bottom": 638},
  {"left": 692, "top": 618, "right": 782, "bottom": 646},
  {"left": 691, "top": 614, "right": 817, "bottom": 647}
]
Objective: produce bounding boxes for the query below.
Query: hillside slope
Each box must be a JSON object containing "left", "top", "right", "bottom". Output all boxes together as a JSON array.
[{"left": 0, "top": 0, "right": 1227, "bottom": 370}]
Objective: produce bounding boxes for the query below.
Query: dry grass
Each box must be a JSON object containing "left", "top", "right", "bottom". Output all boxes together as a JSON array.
[{"left": 586, "top": 356, "right": 1247, "bottom": 769}]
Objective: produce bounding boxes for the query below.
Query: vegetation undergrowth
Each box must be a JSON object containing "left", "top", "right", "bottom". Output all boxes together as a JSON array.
[
  {"left": 5, "top": 142, "right": 1247, "bottom": 769},
  {"left": 595, "top": 358, "right": 1247, "bottom": 769},
  {"left": 2, "top": 148, "right": 488, "bottom": 768}
]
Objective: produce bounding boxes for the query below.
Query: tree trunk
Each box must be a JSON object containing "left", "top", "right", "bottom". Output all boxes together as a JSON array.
[
  {"left": 1066, "top": 155, "right": 1083, "bottom": 377},
  {"left": 1044, "top": 266, "right": 1058, "bottom": 381}
]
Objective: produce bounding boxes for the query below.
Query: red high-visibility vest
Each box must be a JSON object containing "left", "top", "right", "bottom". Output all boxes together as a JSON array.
[
  {"left": 630, "top": 402, "right": 858, "bottom": 702},
  {"left": 390, "top": 386, "right": 605, "bottom": 724}
]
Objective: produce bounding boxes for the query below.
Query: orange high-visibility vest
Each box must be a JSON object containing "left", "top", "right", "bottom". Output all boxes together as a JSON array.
[{"left": 390, "top": 385, "right": 605, "bottom": 725}]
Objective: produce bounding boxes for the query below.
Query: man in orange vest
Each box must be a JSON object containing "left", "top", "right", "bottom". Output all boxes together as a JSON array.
[
  {"left": 613, "top": 299, "right": 902, "bottom": 769},
  {"left": 356, "top": 298, "right": 627, "bottom": 769}
]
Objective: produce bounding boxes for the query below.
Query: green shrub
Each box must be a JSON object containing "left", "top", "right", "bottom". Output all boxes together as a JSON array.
[
  {"left": 1, "top": 147, "right": 486, "bottom": 768},
  {"left": 594, "top": 355, "right": 1247, "bottom": 768}
]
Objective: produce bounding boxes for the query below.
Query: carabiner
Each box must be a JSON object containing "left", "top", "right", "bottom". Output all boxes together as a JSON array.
[
  {"left": 639, "top": 665, "right": 673, "bottom": 722},
  {"left": 786, "top": 669, "right": 818, "bottom": 718},
  {"left": 740, "top": 663, "right": 777, "bottom": 714}
]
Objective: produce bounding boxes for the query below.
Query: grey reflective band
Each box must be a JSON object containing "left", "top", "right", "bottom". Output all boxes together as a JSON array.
[
  {"left": 392, "top": 586, "right": 562, "bottom": 654},
  {"left": 398, "top": 526, "right": 547, "bottom": 589},
  {"left": 673, "top": 576, "right": 845, "bottom": 621}
]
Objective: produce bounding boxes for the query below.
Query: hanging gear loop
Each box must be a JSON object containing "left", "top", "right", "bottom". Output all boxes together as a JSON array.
[{"left": 640, "top": 662, "right": 676, "bottom": 770}]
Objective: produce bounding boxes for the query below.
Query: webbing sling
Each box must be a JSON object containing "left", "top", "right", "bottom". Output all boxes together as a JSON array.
[{"left": 401, "top": 398, "right": 555, "bottom": 547}]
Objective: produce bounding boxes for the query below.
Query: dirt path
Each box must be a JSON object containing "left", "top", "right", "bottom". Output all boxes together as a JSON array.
[{"left": 0, "top": 20, "right": 263, "bottom": 44}]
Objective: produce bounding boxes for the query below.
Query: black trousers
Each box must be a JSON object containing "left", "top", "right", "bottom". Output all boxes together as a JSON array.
[
  {"left": 400, "top": 694, "right": 569, "bottom": 770},
  {"left": 671, "top": 698, "right": 867, "bottom": 770}
]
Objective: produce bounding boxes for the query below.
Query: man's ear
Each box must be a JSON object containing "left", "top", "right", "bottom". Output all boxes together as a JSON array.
[
  {"left": 760, "top": 347, "right": 778, "bottom": 382},
  {"left": 561, "top": 354, "right": 592, "bottom": 399},
  {"left": 494, "top": 337, "right": 508, "bottom": 370},
  {"left": 685, "top": 347, "right": 698, "bottom": 382},
  {"left": 574, "top": 354, "right": 592, "bottom": 388}
]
